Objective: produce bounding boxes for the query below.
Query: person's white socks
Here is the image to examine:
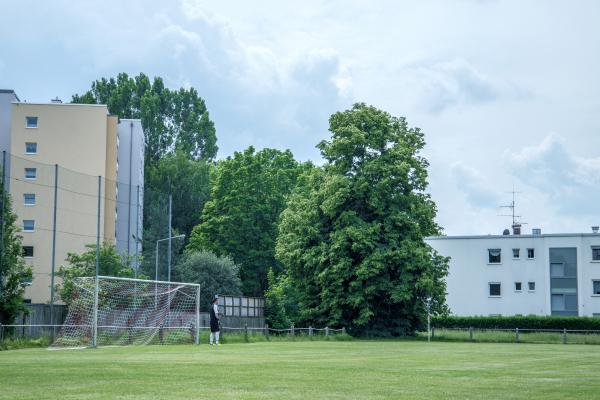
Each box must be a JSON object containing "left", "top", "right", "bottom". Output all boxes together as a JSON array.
[{"left": 209, "top": 332, "right": 220, "bottom": 345}]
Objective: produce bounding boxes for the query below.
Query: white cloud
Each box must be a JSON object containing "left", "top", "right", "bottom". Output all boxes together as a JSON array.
[
  {"left": 504, "top": 134, "right": 600, "bottom": 217},
  {"left": 450, "top": 162, "right": 501, "bottom": 208}
]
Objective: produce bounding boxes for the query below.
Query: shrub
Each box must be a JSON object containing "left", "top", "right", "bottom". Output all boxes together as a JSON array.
[{"left": 432, "top": 315, "right": 600, "bottom": 330}]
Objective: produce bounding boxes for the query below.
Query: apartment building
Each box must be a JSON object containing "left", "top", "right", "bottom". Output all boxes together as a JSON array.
[
  {"left": 426, "top": 227, "right": 600, "bottom": 317},
  {"left": 0, "top": 90, "right": 144, "bottom": 304}
]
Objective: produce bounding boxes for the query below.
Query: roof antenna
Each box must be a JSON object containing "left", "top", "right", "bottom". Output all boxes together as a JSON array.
[{"left": 498, "top": 186, "right": 526, "bottom": 235}]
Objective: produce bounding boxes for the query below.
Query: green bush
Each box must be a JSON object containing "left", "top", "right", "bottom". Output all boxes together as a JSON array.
[{"left": 432, "top": 316, "right": 600, "bottom": 330}]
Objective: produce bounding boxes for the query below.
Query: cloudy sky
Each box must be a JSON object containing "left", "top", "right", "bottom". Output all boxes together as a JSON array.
[{"left": 1, "top": 0, "right": 599, "bottom": 235}]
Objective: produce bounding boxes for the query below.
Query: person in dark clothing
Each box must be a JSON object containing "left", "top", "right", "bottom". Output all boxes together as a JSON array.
[{"left": 209, "top": 295, "right": 220, "bottom": 345}]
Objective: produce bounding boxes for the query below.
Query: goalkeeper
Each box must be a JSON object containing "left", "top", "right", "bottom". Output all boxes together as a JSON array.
[{"left": 209, "top": 295, "right": 221, "bottom": 345}]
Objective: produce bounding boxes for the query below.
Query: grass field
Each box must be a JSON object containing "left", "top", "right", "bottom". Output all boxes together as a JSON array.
[{"left": 2, "top": 341, "right": 600, "bottom": 399}]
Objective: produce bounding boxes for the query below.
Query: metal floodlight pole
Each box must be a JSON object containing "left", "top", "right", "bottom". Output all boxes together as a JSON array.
[
  {"left": 167, "top": 194, "right": 172, "bottom": 282},
  {"left": 92, "top": 275, "right": 99, "bottom": 348},
  {"left": 49, "top": 164, "right": 58, "bottom": 336},
  {"left": 0, "top": 151, "right": 6, "bottom": 300},
  {"left": 135, "top": 185, "right": 140, "bottom": 277},
  {"left": 96, "top": 176, "right": 101, "bottom": 278}
]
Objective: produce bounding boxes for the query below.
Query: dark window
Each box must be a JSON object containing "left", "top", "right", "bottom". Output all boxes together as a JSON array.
[
  {"left": 528, "top": 281, "right": 536, "bottom": 291},
  {"left": 592, "top": 247, "right": 600, "bottom": 261},
  {"left": 25, "top": 168, "right": 37, "bottom": 179},
  {"left": 489, "top": 283, "right": 501, "bottom": 296},
  {"left": 512, "top": 248, "right": 520, "bottom": 258},
  {"left": 593, "top": 281, "right": 600, "bottom": 295},
  {"left": 22, "top": 246, "right": 34, "bottom": 257},
  {"left": 25, "top": 142, "right": 37, "bottom": 154},
  {"left": 515, "top": 282, "right": 522, "bottom": 291},
  {"left": 488, "top": 249, "right": 501, "bottom": 264},
  {"left": 527, "top": 248, "right": 535, "bottom": 259},
  {"left": 26, "top": 116, "right": 38, "bottom": 128}
]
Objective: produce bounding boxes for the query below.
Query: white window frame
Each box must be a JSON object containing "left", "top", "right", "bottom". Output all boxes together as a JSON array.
[
  {"left": 23, "top": 193, "right": 36, "bottom": 206},
  {"left": 24, "top": 168, "right": 37, "bottom": 180},
  {"left": 514, "top": 282, "right": 522, "bottom": 292},
  {"left": 528, "top": 281, "right": 536, "bottom": 292},
  {"left": 512, "top": 248, "right": 520, "bottom": 259},
  {"left": 592, "top": 280, "right": 600, "bottom": 297},
  {"left": 488, "top": 282, "right": 502, "bottom": 297},
  {"left": 22, "top": 220, "right": 35, "bottom": 232},
  {"left": 592, "top": 246, "right": 600, "bottom": 263},
  {"left": 25, "top": 142, "right": 37, "bottom": 154},
  {"left": 527, "top": 248, "right": 535, "bottom": 259},
  {"left": 25, "top": 116, "right": 38, "bottom": 129},
  {"left": 488, "top": 249, "right": 502, "bottom": 265}
]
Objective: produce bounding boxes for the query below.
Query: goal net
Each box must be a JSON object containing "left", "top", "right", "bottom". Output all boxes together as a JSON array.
[{"left": 52, "top": 276, "right": 200, "bottom": 348}]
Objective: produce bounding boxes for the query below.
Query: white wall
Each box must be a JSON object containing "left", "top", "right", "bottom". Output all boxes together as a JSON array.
[{"left": 426, "top": 233, "right": 600, "bottom": 317}]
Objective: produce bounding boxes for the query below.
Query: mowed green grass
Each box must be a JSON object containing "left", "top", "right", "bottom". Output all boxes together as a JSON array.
[{"left": 1, "top": 341, "right": 600, "bottom": 399}]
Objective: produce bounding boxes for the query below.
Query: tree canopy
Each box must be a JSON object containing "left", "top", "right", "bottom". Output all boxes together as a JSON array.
[
  {"left": 188, "top": 147, "right": 309, "bottom": 296},
  {"left": 0, "top": 191, "right": 32, "bottom": 325},
  {"left": 72, "top": 72, "right": 217, "bottom": 163},
  {"left": 275, "top": 103, "right": 449, "bottom": 336}
]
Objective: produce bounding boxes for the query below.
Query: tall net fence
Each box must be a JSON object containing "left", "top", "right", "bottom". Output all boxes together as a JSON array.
[{"left": 52, "top": 276, "right": 200, "bottom": 347}]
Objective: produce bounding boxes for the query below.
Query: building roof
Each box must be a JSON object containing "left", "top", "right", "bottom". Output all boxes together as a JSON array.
[
  {"left": 426, "top": 233, "right": 600, "bottom": 240},
  {"left": 0, "top": 89, "right": 20, "bottom": 101},
  {"left": 11, "top": 101, "right": 107, "bottom": 107}
]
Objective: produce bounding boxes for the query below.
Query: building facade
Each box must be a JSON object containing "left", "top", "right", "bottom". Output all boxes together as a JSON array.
[
  {"left": 0, "top": 91, "right": 144, "bottom": 303},
  {"left": 116, "top": 119, "right": 144, "bottom": 269},
  {"left": 426, "top": 230, "right": 600, "bottom": 317}
]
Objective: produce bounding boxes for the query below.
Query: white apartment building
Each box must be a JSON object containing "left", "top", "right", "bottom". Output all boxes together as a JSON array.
[{"left": 426, "top": 228, "right": 600, "bottom": 317}]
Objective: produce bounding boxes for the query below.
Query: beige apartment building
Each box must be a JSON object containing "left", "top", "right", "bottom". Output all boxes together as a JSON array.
[{"left": 0, "top": 90, "right": 144, "bottom": 304}]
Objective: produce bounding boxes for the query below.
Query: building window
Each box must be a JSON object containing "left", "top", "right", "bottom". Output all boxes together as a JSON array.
[
  {"left": 512, "top": 248, "right": 520, "bottom": 259},
  {"left": 23, "top": 220, "right": 35, "bottom": 232},
  {"left": 25, "top": 142, "right": 37, "bottom": 154},
  {"left": 23, "top": 193, "right": 35, "bottom": 205},
  {"left": 592, "top": 246, "right": 600, "bottom": 261},
  {"left": 489, "top": 283, "right": 501, "bottom": 297},
  {"left": 488, "top": 249, "right": 501, "bottom": 264},
  {"left": 22, "top": 246, "right": 34, "bottom": 258},
  {"left": 528, "top": 281, "right": 536, "bottom": 291},
  {"left": 593, "top": 281, "right": 600, "bottom": 296},
  {"left": 515, "top": 282, "right": 522, "bottom": 292},
  {"left": 527, "top": 248, "right": 535, "bottom": 259},
  {"left": 26, "top": 116, "right": 38, "bottom": 128},
  {"left": 25, "top": 168, "right": 37, "bottom": 179}
]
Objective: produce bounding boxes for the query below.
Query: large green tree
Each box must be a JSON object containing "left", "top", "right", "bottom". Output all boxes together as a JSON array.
[
  {"left": 172, "top": 250, "right": 242, "bottom": 310},
  {"left": 275, "top": 103, "right": 449, "bottom": 336},
  {"left": 0, "top": 191, "right": 33, "bottom": 325},
  {"left": 56, "top": 243, "right": 134, "bottom": 306},
  {"left": 188, "top": 147, "right": 309, "bottom": 296},
  {"left": 72, "top": 72, "right": 217, "bottom": 163}
]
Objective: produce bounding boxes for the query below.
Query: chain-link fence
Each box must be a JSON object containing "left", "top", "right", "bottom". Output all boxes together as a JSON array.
[{"left": 0, "top": 151, "right": 184, "bottom": 311}]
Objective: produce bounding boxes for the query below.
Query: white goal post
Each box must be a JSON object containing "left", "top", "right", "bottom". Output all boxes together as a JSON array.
[{"left": 52, "top": 276, "right": 201, "bottom": 348}]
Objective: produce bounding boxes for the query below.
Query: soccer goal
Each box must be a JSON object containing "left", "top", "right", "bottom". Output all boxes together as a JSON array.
[{"left": 52, "top": 276, "right": 200, "bottom": 348}]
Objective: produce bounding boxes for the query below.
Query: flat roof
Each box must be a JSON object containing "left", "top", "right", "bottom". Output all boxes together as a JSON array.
[
  {"left": 11, "top": 101, "right": 107, "bottom": 107},
  {"left": 426, "top": 233, "right": 600, "bottom": 240}
]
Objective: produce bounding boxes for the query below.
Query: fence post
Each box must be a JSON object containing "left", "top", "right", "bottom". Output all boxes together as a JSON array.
[
  {"left": 563, "top": 328, "right": 567, "bottom": 344},
  {"left": 431, "top": 326, "right": 435, "bottom": 339},
  {"left": 264, "top": 324, "right": 269, "bottom": 339},
  {"left": 309, "top": 326, "right": 313, "bottom": 337},
  {"left": 469, "top": 327, "right": 473, "bottom": 341},
  {"left": 515, "top": 328, "right": 520, "bottom": 343},
  {"left": 244, "top": 323, "right": 249, "bottom": 342},
  {"left": 291, "top": 324, "right": 295, "bottom": 339},
  {"left": 325, "top": 326, "right": 329, "bottom": 337},
  {"left": 0, "top": 323, "right": 3, "bottom": 342},
  {"left": 342, "top": 327, "right": 346, "bottom": 335}
]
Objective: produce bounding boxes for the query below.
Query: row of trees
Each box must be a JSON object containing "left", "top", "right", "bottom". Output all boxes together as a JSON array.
[{"left": 0, "top": 74, "right": 449, "bottom": 335}]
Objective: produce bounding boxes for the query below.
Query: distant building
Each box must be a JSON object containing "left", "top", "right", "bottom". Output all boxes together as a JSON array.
[
  {"left": 116, "top": 119, "right": 144, "bottom": 269},
  {"left": 0, "top": 90, "right": 144, "bottom": 303},
  {"left": 426, "top": 227, "right": 600, "bottom": 317}
]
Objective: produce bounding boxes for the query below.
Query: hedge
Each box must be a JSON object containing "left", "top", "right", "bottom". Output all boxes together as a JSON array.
[{"left": 432, "top": 316, "right": 600, "bottom": 331}]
